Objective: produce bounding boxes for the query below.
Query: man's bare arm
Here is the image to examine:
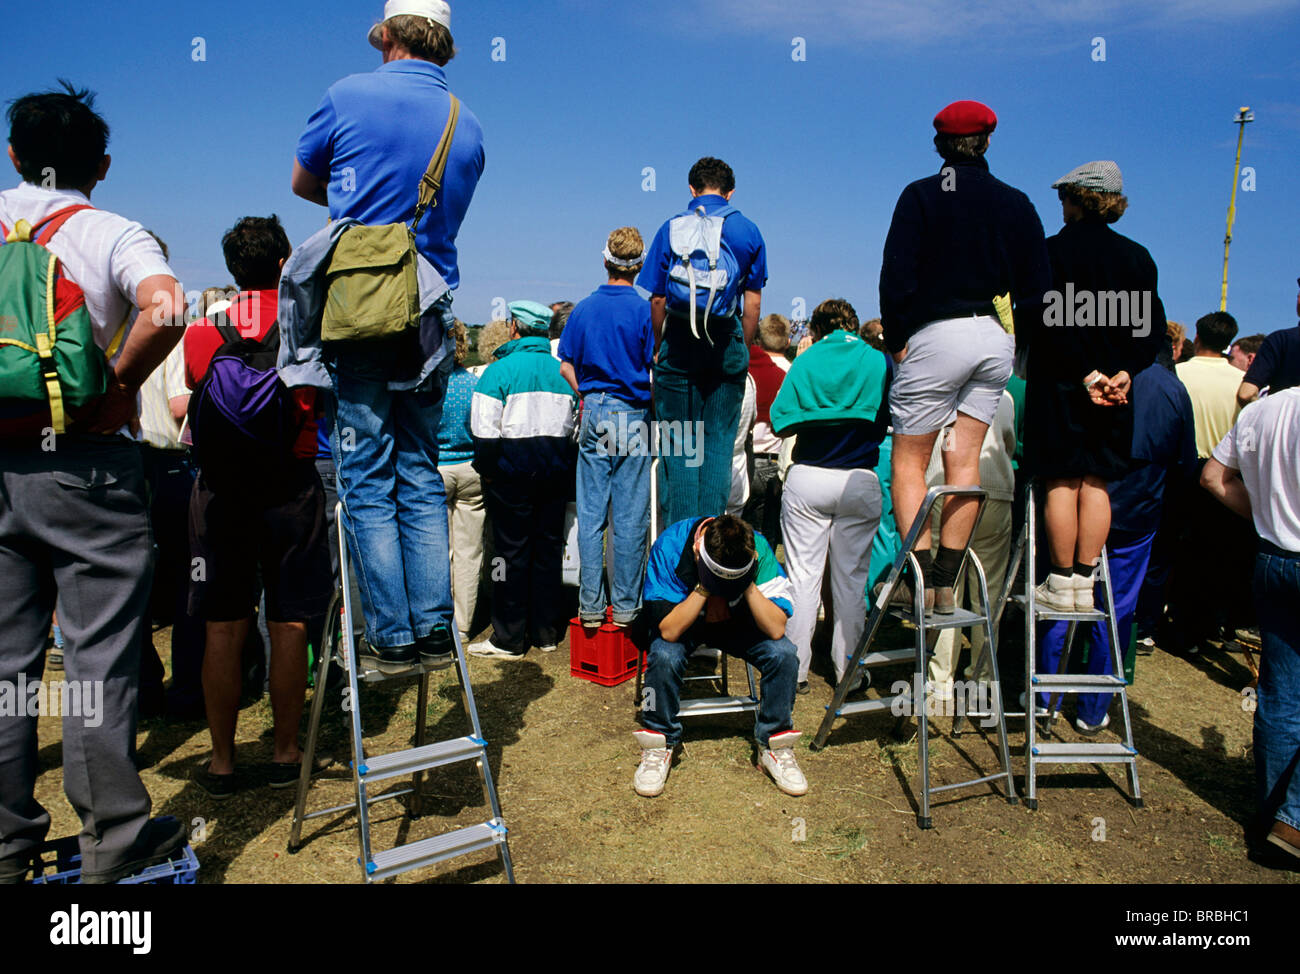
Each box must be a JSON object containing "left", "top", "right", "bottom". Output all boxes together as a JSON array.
[
  {"left": 741, "top": 289, "right": 761, "bottom": 346},
  {"left": 291, "top": 159, "right": 329, "bottom": 207},
  {"left": 650, "top": 294, "right": 667, "bottom": 350},
  {"left": 1200, "top": 457, "right": 1253, "bottom": 521},
  {"left": 559, "top": 361, "right": 579, "bottom": 396},
  {"left": 1237, "top": 380, "right": 1261, "bottom": 410},
  {"left": 745, "top": 583, "right": 787, "bottom": 641},
  {"left": 658, "top": 587, "right": 708, "bottom": 644}
]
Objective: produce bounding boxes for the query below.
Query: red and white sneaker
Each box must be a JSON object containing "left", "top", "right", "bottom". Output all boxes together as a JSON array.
[
  {"left": 633, "top": 730, "right": 673, "bottom": 797},
  {"left": 760, "top": 730, "right": 808, "bottom": 796}
]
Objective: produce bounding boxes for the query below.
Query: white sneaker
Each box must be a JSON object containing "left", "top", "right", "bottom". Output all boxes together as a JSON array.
[
  {"left": 536, "top": 644, "right": 558, "bottom": 653},
  {"left": 1072, "top": 572, "right": 1095, "bottom": 612},
  {"left": 633, "top": 730, "right": 672, "bottom": 797},
  {"left": 467, "top": 636, "right": 525, "bottom": 660},
  {"left": 1033, "top": 574, "right": 1076, "bottom": 613},
  {"left": 760, "top": 730, "right": 808, "bottom": 796}
]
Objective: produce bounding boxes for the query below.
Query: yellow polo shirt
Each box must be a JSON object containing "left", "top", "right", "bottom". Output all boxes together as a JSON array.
[{"left": 1176, "top": 356, "right": 1243, "bottom": 458}]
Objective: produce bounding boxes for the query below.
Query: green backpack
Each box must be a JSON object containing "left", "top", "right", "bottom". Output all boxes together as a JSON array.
[{"left": 0, "top": 205, "right": 123, "bottom": 436}]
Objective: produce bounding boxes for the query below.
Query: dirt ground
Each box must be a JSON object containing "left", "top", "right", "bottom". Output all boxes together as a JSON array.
[{"left": 30, "top": 616, "right": 1300, "bottom": 885}]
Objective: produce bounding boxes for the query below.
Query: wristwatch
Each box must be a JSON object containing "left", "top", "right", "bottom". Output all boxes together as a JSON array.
[{"left": 693, "top": 584, "right": 710, "bottom": 598}]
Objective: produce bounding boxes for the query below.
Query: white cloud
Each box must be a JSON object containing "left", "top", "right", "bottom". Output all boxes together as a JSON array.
[{"left": 695, "top": 0, "right": 1300, "bottom": 44}]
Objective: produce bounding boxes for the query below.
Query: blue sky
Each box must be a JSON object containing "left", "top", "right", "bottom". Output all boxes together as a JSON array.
[{"left": 3, "top": 0, "right": 1297, "bottom": 335}]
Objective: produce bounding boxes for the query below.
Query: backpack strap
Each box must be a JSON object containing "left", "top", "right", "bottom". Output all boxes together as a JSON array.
[
  {"left": 211, "top": 310, "right": 243, "bottom": 346},
  {"left": 33, "top": 205, "right": 95, "bottom": 247},
  {"left": 412, "top": 95, "right": 461, "bottom": 232}
]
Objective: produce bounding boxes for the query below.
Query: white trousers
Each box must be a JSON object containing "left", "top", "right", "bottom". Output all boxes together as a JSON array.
[{"left": 780, "top": 464, "right": 882, "bottom": 683}]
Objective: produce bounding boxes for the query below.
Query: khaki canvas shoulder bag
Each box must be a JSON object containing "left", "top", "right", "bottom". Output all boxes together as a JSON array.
[{"left": 321, "top": 95, "right": 461, "bottom": 343}]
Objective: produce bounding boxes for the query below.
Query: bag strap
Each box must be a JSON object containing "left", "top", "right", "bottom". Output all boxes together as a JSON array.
[
  {"left": 1, "top": 203, "right": 94, "bottom": 246},
  {"left": 411, "top": 95, "right": 461, "bottom": 231},
  {"left": 212, "top": 310, "right": 243, "bottom": 346}
]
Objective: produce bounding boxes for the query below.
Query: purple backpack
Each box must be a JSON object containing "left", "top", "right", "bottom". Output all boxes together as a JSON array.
[{"left": 188, "top": 311, "right": 300, "bottom": 489}]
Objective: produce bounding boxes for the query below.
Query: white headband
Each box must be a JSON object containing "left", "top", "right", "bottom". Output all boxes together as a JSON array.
[
  {"left": 602, "top": 245, "right": 645, "bottom": 269},
  {"left": 697, "top": 537, "right": 754, "bottom": 580}
]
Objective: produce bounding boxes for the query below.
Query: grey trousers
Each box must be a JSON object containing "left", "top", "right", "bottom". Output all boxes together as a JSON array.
[{"left": 0, "top": 435, "right": 154, "bottom": 873}]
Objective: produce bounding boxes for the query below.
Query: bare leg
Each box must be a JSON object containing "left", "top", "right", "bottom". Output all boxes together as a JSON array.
[
  {"left": 1043, "top": 477, "right": 1082, "bottom": 569},
  {"left": 891, "top": 429, "right": 941, "bottom": 544},
  {"left": 938, "top": 413, "right": 991, "bottom": 551},
  {"left": 267, "top": 620, "right": 308, "bottom": 765},
  {"left": 203, "top": 617, "right": 251, "bottom": 775},
  {"left": 1075, "top": 475, "right": 1111, "bottom": 566}
]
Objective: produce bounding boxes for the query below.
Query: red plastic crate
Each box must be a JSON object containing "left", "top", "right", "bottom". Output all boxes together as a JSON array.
[{"left": 569, "top": 611, "right": 639, "bottom": 686}]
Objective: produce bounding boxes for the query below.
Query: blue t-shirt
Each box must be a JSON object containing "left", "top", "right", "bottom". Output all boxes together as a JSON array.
[
  {"left": 438, "top": 366, "right": 477, "bottom": 465},
  {"left": 637, "top": 194, "right": 768, "bottom": 301},
  {"left": 1108, "top": 362, "right": 1197, "bottom": 537},
  {"left": 296, "top": 60, "right": 485, "bottom": 290},
  {"left": 556, "top": 285, "right": 654, "bottom": 407}
]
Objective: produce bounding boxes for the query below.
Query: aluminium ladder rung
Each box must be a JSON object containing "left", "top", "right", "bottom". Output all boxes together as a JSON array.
[
  {"left": 366, "top": 821, "right": 508, "bottom": 882},
  {"left": 929, "top": 771, "right": 1008, "bottom": 795},
  {"left": 677, "top": 696, "right": 759, "bottom": 717},
  {"left": 356, "top": 735, "right": 487, "bottom": 783},
  {"left": 887, "top": 606, "right": 988, "bottom": 631},
  {"left": 833, "top": 695, "right": 901, "bottom": 717},
  {"left": 1029, "top": 742, "right": 1137, "bottom": 762},
  {"left": 856, "top": 648, "right": 914, "bottom": 667},
  {"left": 1030, "top": 674, "right": 1127, "bottom": 691},
  {"left": 302, "top": 786, "right": 417, "bottom": 821}
]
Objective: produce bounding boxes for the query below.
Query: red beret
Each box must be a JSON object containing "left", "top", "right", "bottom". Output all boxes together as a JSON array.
[{"left": 933, "top": 100, "right": 997, "bottom": 136}]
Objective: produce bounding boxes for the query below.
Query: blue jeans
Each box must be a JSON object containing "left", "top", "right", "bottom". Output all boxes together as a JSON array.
[
  {"left": 1038, "top": 529, "right": 1154, "bottom": 726},
  {"left": 641, "top": 633, "right": 798, "bottom": 747},
  {"left": 576, "top": 393, "right": 651, "bottom": 624},
  {"left": 1254, "top": 540, "right": 1300, "bottom": 833},
  {"left": 654, "top": 317, "right": 747, "bottom": 527},
  {"left": 327, "top": 355, "right": 453, "bottom": 649}
]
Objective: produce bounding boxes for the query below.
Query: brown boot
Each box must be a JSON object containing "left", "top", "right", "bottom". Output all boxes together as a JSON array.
[{"left": 1268, "top": 820, "right": 1300, "bottom": 860}]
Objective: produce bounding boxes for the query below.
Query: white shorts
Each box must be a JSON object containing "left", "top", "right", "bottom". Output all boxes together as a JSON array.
[{"left": 889, "top": 315, "right": 1013, "bottom": 436}]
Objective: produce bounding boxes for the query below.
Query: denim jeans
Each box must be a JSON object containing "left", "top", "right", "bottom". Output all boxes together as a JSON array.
[
  {"left": 576, "top": 393, "right": 651, "bottom": 624},
  {"left": 1254, "top": 540, "right": 1300, "bottom": 833},
  {"left": 654, "top": 316, "right": 747, "bottom": 527},
  {"left": 327, "top": 354, "right": 453, "bottom": 649},
  {"left": 641, "top": 632, "right": 799, "bottom": 747}
]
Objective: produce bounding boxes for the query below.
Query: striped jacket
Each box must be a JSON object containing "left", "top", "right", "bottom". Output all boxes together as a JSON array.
[
  {"left": 471, "top": 336, "right": 578, "bottom": 482},
  {"left": 642, "top": 517, "right": 792, "bottom": 644}
]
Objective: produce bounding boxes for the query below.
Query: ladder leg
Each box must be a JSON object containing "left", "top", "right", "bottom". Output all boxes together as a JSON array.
[
  {"left": 916, "top": 609, "right": 933, "bottom": 829},
  {"left": 410, "top": 672, "right": 430, "bottom": 818},
  {"left": 337, "top": 504, "right": 374, "bottom": 882},
  {"left": 971, "top": 554, "right": 1017, "bottom": 804},
  {"left": 1101, "top": 549, "right": 1143, "bottom": 807},
  {"left": 1024, "top": 488, "right": 1038, "bottom": 810},
  {"left": 289, "top": 588, "right": 340, "bottom": 851}
]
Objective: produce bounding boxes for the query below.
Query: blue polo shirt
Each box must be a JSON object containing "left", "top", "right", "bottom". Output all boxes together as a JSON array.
[
  {"left": 296, "top": 60, "right": 485, "bottom": 290},
  {"left": 556, "top": 285, "right": 654, "bottom": 407},
  {"left": 1108, "top": 361, "right": 1197, "bottom": 537},
  {"left": 637, "top": 194, "right": 768, "bottom": 300}
]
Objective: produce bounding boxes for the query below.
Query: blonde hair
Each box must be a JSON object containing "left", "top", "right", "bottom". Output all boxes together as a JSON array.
[
  {"left": 1166, "top": 319, "right": 1185, "bottom": 348},
  {"left": 757, "top": 313, "right": 790, "bottom": 352},
  {"left": 477, "top": 319, "right": 512, "bottom": 363},
  {"left": 451, "top": 319, "right": 469, "bottom": 366},
  {"left": 604, "top": 226, "right": 644, "bottom": 280},
  {"left": 1061, "top": 186, "right": 1128, "bottom": 223}
]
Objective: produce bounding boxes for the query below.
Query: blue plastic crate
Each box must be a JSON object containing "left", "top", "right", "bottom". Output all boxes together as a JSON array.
[{"left": 27, "top": 817, "right": 200, "bottom": 885}]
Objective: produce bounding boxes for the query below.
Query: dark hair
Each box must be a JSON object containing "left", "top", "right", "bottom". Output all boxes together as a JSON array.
[
  {"left": 933, "top": 133, "right": 988, "bottom": 163},
  {"left": 1235, "top": 333, "right": 1266, "bottom": 356},
  {"left": 703, "top": 515, "right": 755, "bottom": 570},
  {"left": 6, "top": 80, "right": 110, "bottom": 189},
  {"left": 221, "top": 215, "right": 291, "bottom": 290},
  {"left": 383, "top": 15, "right": 456, "bottom": 65},
  {"left": 1194, "top": 311, "right": 1238, "bottom": 354},
  {"left": 688, "top": 157, "right": 735, "bottom": 194},
  {"left": 549, "top": 301, "right": 574, "bottom": 340},
  {"left": 809, "top": 298, "right": 859, "bottom": 341}
]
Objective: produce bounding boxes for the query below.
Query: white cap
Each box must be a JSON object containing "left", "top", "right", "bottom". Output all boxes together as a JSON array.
[{"left": 368, "top": 0, "right": 451, "bottom": 49}]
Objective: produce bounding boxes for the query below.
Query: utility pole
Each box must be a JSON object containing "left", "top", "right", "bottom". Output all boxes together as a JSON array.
[{"left": 1220, "top": 106, "right": 1254, "bottom": 311}]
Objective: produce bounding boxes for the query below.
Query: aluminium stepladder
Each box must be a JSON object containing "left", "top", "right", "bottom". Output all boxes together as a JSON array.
[
  {"left": 994, "top": 484, "right": 1142, "bottom": 810},
  {"left": 811, "top": 485, "right": 1018, "bottom": 828},
  {"left": 632, "top": 434, "right": 760, "bottom": 721},
  {"left": 288, "top": 503, "right": 516, "bottom": 883}
]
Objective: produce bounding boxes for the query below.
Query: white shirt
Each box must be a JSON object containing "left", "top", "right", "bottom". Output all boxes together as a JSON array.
[
  {"left": 727, "top": 374, "right": 757, "bottom": 514},
  {"left": 0, "top": 182, "right": 174, "bottom": 354},
  {"left": 1212, "top": 387, "right": 1300, "bottom": 552},
  {"left": 138, "top": 342, "right": 189, "bottom": 450}
]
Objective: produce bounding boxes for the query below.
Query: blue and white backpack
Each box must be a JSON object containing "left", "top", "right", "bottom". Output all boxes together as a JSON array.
[{"left": 665, "top": 204, "right": 741, "bottom": 343}]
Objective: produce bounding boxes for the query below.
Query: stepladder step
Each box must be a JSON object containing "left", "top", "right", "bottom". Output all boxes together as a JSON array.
[
  {"left": 1030, "top": 741, "right": 1136, "bottom": 762},
  {"left": 1030, "top": 674, "right": 1128, "bottom": 691},
  {"left": 365, "top": 821, "right": 508, "bottom": 882},
  {"left": 355, "top": 735, "right": 487, "bottom": 783}
]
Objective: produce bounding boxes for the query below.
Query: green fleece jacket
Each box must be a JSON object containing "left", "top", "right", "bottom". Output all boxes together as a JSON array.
[{"left": 769, "top": 329, "right": 889, "bottom": 435}]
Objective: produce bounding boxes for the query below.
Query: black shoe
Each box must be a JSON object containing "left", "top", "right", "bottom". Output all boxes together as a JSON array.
[
  {"left": 357, "top": 638, "right": 418, "bottom": 675},
  {"left": 0, "top": 853, "right": 35, "bottom": 884},
  {"left": 193, "top": 763, "right": 237, "bottom": 800},
  {"left": 47, "top": 650, "right": 64, "bottom": 670},
  {"left": 268, "top": 755, "right": 333, "bottom": 790},
  {"left": 416, "top": 624, "right": 455, "bottom": 668},
  {"left": 796, "top": 681, "right": 810, "bottom": 695},
  {"left": 81, "top": 816, "right": 187, "bottom": 885}
]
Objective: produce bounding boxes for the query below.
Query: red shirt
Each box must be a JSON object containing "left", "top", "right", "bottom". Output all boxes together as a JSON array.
[
  {"left": 183, "top": 289, "right": 318, "bottom": 459},
  {"left": 748, "top": 344, "right": 787, "bottom": 427}
]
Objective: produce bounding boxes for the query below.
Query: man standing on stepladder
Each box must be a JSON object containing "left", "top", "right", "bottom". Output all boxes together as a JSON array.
[
  {"left": 880, "top": 101, "right": 1051, "bottom": 614},
  {"left": 638, "top": 158, "right": 768, "bottom": 527},
  {"left": 289, "top": 0, "right": 484, "bottom": 675}
]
